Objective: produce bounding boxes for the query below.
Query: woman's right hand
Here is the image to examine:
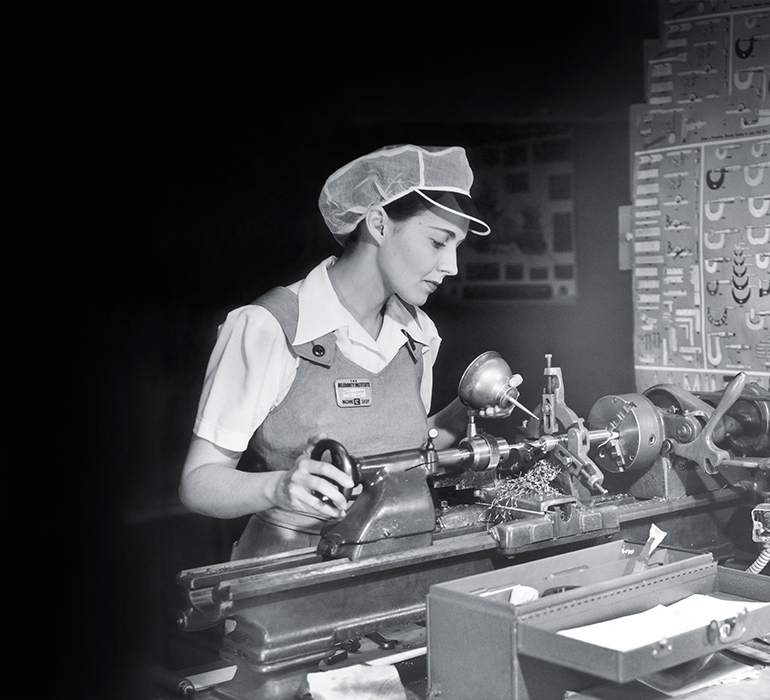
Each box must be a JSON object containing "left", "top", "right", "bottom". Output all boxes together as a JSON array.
[{"left": 272, "top": 433, "right": 355, "bottom": 519}]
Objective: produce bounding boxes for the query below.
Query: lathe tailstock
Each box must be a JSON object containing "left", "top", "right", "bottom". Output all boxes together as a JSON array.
[{"left": 176, "top": 353, "right": 769, "bottom": 700}]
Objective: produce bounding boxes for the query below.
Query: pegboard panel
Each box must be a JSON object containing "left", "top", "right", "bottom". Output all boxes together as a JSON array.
[
  {"left": 440, "top": 127, "right": 578, "bottom": 304},
  {"left": 626, "top": 0, "right": 770, "bottom": 392}
]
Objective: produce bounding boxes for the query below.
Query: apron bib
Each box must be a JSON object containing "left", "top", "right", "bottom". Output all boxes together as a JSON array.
[{"left": 231, "top": 287, "right": 429, "bottom": 559}]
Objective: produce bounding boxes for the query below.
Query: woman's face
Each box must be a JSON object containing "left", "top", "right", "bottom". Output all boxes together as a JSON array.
[{"left": 378, "top": 203, "right": 469, "bottom": 306}]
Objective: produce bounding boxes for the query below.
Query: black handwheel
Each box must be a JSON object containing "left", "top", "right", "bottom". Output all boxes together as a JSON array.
[{"left": 310, "top": 438, "right": 360, "bottom": 501}]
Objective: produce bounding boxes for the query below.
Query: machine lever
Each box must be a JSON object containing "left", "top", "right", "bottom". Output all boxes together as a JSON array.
[
  {"left": 365, "top": 632, "right": 398, "bottom": 650},
  {"left": 670, "top": 373, "right": 747, "bottom": 474}
]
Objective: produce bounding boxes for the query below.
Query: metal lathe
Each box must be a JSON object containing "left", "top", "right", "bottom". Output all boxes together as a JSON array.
[{"left": 176, "top": 352, "right": 770, "bottom": 700}]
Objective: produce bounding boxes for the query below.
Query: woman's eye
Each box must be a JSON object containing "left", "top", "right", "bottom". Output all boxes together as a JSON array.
[{"left": 431, "top": 239, "right": 446, "bottom": 249}]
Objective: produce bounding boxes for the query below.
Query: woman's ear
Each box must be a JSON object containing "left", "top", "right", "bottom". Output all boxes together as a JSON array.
[{"left": 364, "top": 206, "right": 387, "bottom": 242}]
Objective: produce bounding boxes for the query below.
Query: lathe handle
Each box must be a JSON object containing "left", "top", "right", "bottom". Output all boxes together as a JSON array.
[
  {"left": 674, "top": 372, "right": 747, "bottom": 474},
  {"left": 311, "top": 438, "right": 361, "bottom": 501}
]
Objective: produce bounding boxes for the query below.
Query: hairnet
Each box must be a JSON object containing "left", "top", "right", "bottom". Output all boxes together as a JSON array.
[{"left": 319, "top": 144, "right": 490, "bottom": 245}]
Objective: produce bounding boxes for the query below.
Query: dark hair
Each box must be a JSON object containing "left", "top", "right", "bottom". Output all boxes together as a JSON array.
[
  {"left": 343, "top": 192, "right": 432, "bottom": 249},
  {"left": 383, "top": 191, "right": 433, "bottom": 221}
]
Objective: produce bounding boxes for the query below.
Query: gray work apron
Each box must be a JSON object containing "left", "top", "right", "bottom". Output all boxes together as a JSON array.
[{"left": 231, "top": 287, "right": 429, "bottom": 559}]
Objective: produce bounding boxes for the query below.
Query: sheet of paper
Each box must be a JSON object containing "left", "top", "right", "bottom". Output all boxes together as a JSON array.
[
  {"left": 305, "top": 664, "right": 407, "bottom": 700},
  {"left": 509, "top": 584, "right": 539, "bottom": 605},
  {"left": 558, "top": 595, "right": 769, "bottom": 652}
]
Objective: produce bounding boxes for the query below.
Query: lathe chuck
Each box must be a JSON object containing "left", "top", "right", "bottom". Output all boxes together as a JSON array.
[{"left": 587, "top": 393, "right": 664, "bottom": 473}]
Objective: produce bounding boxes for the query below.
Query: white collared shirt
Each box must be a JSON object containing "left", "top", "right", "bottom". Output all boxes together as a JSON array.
[{"left": 193, "top": 257, "right": 442, "bottom": 452}]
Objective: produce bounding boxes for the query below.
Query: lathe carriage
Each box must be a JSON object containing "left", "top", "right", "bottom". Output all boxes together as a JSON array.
[{"left": 176, "top": 353, "right": 769, "bottom": 700}]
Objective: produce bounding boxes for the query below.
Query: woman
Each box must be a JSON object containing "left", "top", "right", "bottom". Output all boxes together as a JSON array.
[{"left": 179, "top": 144, "right": 513, "bottom": 558}]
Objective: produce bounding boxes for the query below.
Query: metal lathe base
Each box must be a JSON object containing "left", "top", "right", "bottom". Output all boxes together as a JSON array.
[{"left": 174, "top": 487, "right": 759, "bottom": 700}]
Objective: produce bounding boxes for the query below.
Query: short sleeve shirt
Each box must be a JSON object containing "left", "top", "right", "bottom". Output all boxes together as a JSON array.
[{"left": 193, "top": 256, "right": 442, "bottom": 452}]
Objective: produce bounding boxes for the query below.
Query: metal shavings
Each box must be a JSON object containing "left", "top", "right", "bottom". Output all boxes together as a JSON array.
[{"left": 485, "top": 459, "right": 568, "bottom": 525}]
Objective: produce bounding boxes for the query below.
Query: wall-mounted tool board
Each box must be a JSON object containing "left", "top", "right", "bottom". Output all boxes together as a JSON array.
[{"left": 626, "top": 0, "right": 770, "bottom": 392}]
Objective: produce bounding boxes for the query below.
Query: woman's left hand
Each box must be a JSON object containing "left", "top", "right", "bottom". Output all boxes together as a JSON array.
[{"left": 478, "top": 374, "right": 523, "bottom": 419}]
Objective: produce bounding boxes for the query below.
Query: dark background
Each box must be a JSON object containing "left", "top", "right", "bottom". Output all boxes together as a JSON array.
[{"left": 7, "top": 2, "right": 660, "bottom": 699}]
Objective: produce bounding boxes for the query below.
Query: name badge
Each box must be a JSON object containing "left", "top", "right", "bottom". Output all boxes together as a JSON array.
[{"left": 335, "top": 378, "right": 373, "bottom": 408}]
